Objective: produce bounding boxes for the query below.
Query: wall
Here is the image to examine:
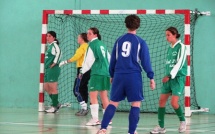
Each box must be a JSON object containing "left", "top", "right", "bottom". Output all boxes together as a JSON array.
[{"left": 0, "top": 0, "right": 214, "bottom": 113}]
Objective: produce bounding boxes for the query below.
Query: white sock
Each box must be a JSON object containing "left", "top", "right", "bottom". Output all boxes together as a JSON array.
[
  {"left": 90, "top": 104, "right": 99, "bottom": 120},
  {"left": 80, "top": 101, "right": 87, "bottom": 110},
  {"left": 103, "top": 109, "right": 105, "bottom": 114}
]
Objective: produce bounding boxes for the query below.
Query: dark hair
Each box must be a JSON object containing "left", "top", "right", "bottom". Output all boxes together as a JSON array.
[
  {"left": 80, "top": 33, "right": 88, "bottom": 43},
  {"left": 47, "top": 31, "right": 59, "bottom": 45},
  {"left": 125, "top": 14, "right": 140, "bottom": 31},
  {"left": 166, "top": 27, "right": 181, "bottom": 38},
  {"left": 89, "top": 27, "right": 101, "bottom": 40}
]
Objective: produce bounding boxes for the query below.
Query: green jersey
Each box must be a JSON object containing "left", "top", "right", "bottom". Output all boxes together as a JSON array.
[
  {"left": 81, "top": 38, "right": 110, "bottom": 76},
  {"left": 45, "top": 41, "right": 61, "bottom": 69},
  {"left": 165, "top": 40, "right": 187, "bottom": 79}
]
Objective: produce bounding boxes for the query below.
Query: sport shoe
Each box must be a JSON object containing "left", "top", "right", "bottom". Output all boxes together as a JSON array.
[
  {"left": 56, "top": 104, "right": 61, "bottom": 111},
  {"left": 150, "top": 125, "right": 166, "bottom": 134},
  {"left": 128, "top": 131, "right": 138, "bottom": 134},
  {"left": 96, "top": 129, "right": 107, "bottom": 134},
  {"left": 179, "top": 121, "right": 186, "bottom": 133},
  {"left": 86, "top": 118, "right": 101, "bottom": 126},
  {"left": 45, "top": 107, "right": 57, "bottom": 113},
  {"left": 75, "top": 109, "right": 89, "bottom": 116}
]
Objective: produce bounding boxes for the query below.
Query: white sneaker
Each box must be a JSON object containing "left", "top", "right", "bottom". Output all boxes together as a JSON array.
[
  {"left": 128, "top": 131, "right": 138, "bottom": 134},
  {"left": 179, "top": 121, "right": 186, "bottom": 133},
  {"left": 45, "top": 107, "right": 57, "bottom": 113},
  {"left": 86, "top": 118, "right": 101, "bottom": 126},
  {"left": 150, "top": 125, "right": 166, "bottom": 134},
  {"left": 96, "top": 129, "right": 107, "bottom": 134}
]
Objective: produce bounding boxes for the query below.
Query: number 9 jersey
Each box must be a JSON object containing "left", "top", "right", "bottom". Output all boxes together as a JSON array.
[{"left": 109, "top": 33, "right": 154, "bottom": 80}]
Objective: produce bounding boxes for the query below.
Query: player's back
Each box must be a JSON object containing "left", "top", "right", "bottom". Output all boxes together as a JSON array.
[{"left": 113, "top": 33, "right": 145, "bottom": 74}]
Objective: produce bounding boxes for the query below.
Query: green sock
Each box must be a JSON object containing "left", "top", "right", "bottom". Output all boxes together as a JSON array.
[
  {"left": 174, "top": 105, "right": 185, "bottom": 121},
  {"left": 52, "top": 94, "right": 59, "bottom": 107},
  {"left": 158, "top": 107, "right": 165, "bottom": 128},
  {"left": 49, "top": 94, "right": 53, "bottom": 106}
]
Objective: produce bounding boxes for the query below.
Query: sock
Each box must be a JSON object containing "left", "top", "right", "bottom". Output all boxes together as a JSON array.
[
  {"left": 49, "top": 94, "right": 53, "bottom": 106},
  {"left": 80, "top": 101, "right": 87, "bottom": 110},
  {"left": 101, "top": 104, "right": 116, "bottom": 129},
  {"left": 174, "top": 105, "right": 185, "bottom": 121},
  {"left": 128, "top": 106, "right": 140, "bottom": 134},
  {"left": 52, "top": 94, "right": 59, "bottom": 107},
  {"left": 90, "top": 104, "right": 99, "bottom": 120},
  {"left": 158, "top": 107, "right": 165, "bottom": 128}
]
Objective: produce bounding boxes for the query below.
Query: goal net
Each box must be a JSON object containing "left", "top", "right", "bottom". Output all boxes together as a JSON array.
[{"left": 41, "top": 10, "right": 200, "bottom": 113}]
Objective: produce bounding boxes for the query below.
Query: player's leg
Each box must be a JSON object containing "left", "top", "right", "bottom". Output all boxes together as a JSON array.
[
  {"left": 86, "top": 91, "right": 100, "bottom": 125},
  {"left": 151, "top": 81, "right": 171, "bottom": 134},
  {"left": 125, "top": 73, "right": 143, "bottom": 134},
  {"left": 171, "top": 76, "right": 186, "bottom": 132},
  {"left": 97, "top": 101, "right": 119, "bottom": 134},
  {"left": 76, "top": 69, "right": 90, "bottom": 116},
  {"left": 45, "top": 66, "right": 61, "bottom": 113}
]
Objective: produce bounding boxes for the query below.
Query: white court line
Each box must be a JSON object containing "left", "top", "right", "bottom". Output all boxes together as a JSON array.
[{"left": 0, "top": 122, "right": 214, "bottom": 133}]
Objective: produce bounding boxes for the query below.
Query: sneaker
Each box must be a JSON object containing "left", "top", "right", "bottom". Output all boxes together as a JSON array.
[
  {"left": 150, "top": 125, "right": 166, "bottom": 134},
  {"left": 86, "top": 118, "right": 101, "bottom": 126},
  {"left": 45, "top": 107, "right": 57, "bottom": 113},
  {"left": 96, "top": 129, "right": 107, "bottom": 134},
  {"left": 179, "top": 121, "right": 186, "bottom": 133},
  {"left": 75, "top": 109, "right": 89, "bottom": 116},
  {"left": 56, "top": 104, "right": 61, "bottom": 111}
]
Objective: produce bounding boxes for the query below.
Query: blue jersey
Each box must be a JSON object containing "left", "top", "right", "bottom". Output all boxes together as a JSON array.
[{"left": 109, "top": 33, "right": 154, "bottom": 79}]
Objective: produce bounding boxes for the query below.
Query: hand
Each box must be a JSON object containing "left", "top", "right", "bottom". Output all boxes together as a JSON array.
[
  {"left": 59, "top": 60, "right": 68, "bottom": 67},
  {"left": 150, "top": 79, "right": 156, "bottom": 90},
  {"left": 162, "top": 76, "right": 170, "bottom": 83},
  {"left": 50, "top": 63, "right": 56, "bottom": 68},
  {"left": 110, "top": 78, "right": 113, "bottom": 83}
]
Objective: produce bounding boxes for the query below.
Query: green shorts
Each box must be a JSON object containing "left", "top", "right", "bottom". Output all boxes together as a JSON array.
[
  {"left": 89, "top": 75, "right": 110, "bottom": 92},
  {"left": 44, "top": 65, "right": 61, "bottom": 82},
  {"left": 161, "top": 76, "right": 186, "bottom": 96}
]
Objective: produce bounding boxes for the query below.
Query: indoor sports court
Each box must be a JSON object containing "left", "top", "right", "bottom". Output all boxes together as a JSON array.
[{"left": 0, "top": 0, "right": 215, "bottom": 134}]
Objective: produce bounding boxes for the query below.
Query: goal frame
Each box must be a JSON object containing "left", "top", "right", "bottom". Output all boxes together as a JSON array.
[{"left": 39, "top": 9, "right": 192, "bottom": 116}]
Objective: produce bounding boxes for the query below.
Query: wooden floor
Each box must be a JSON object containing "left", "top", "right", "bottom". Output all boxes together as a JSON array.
[{"left": 0, "top": 108, "right": 214, "bottom": 134}]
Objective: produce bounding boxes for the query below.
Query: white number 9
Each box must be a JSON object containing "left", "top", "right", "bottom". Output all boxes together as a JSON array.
[{"left": 121, "top": 41, "right": 131, "bottom": 57}]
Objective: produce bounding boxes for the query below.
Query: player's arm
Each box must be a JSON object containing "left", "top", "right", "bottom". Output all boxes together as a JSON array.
[
  {"left": 139, "top": 41, "right": 155, "bottom": 89},
  {"left": 139, "top": 41, "right": 154, "bottom": 80},
  {"left": 81, "top": 46, "right": 95, "bottom": 74},
  {"left": 51, "top": 43, "right": 61, "bottom": 68},
  {"left": 169, "top": 43, "right": 187, "bottom": 79},
  {"left": 59, "top": 47, "right": 84, "bottom": 67},
  {"left": 109, "top": 42, "right": 117, "bottom": 78}
]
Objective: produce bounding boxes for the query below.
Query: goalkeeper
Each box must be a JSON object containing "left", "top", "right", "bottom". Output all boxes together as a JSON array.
[{"left": 59, "top": 33, "right": 90, "bottom": 116}]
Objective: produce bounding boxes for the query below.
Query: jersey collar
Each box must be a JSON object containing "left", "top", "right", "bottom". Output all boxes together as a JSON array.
[
  {"left": 170, "top": 40, "right": 181, "bottom": 48},
  {"left": 90, "top": 37, "right": 98, "bottom": 42}
]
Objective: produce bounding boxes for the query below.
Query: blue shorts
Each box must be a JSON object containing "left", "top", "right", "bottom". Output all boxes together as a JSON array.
[{"left": 110, "top": 73, "right": 144, "bottom": 102}]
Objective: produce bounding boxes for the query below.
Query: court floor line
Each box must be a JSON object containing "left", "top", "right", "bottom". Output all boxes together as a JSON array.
[{"left": 0, "top": 121, "right": 214, "bottom": 133}]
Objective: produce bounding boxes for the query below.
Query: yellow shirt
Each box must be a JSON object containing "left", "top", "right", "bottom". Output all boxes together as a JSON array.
[{"left": 68, "top": 43, "right": 88, "bottom": 68}]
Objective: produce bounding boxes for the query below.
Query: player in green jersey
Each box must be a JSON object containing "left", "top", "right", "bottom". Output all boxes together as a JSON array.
[
  {"left": 44, "top": 31, "right": 61, "bottom": 113},
  {"left": 151, "top": 27, "right": 187, "bottom": 133},
  {"left": 80, "top": 27, "right": 111, "bottom": 126}
]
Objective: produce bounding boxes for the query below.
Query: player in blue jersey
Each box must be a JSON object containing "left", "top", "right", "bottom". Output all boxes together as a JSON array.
[{"left": 97, "top": 14, "right": 156, "bottom": 134}]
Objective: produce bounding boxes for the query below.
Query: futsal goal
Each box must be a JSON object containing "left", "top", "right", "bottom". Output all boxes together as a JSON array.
[{"left": 38, "top": 9, "right": 206, "bottom": 117}]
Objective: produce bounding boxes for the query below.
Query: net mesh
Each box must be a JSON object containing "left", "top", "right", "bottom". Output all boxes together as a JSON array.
[{"left": 44, "top": 13, "right": 200, "bottom": 113}]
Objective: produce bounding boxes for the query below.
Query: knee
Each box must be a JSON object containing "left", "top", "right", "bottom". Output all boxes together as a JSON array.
[
  {"left": 159, "top": 98, "right": 167, "bottom": 107},
  {"left": 171, "top": 101, "right": 179, "bottom": 109}
]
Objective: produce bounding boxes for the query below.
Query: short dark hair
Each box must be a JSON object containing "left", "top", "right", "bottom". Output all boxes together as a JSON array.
[
  {"left": 89, "top": 27, "right": 101, "bottom": 40},
  {"left": 80, "top": 33, "right": 88, "bottom": 43},
  {"left": 124, "top": 14, "right": 140, "bottom": 31},
  {"left": 166, "top": 27, "right": 181, "bottom": 38}
]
